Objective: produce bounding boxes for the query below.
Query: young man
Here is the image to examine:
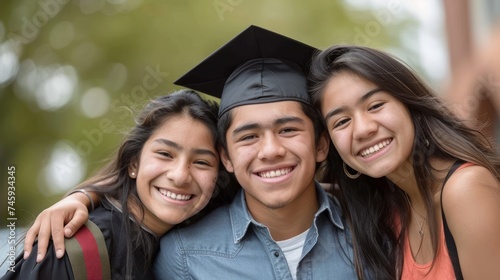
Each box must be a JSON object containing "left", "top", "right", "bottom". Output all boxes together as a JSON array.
[{"left": 153, "top": 25, "right": 357, "bottom": 279}]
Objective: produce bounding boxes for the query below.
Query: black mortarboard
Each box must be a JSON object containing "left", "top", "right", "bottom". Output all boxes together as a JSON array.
[{"left": 174, "top": 25, "right": 320, "bottom": 117}]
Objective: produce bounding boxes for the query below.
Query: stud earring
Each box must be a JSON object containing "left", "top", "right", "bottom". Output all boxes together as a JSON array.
[
  {"left": 130, "top": 172, "right": 136, "bottom": 178},
  {"left": 343, "top": 162, "right": 361, "bottom": 179}
]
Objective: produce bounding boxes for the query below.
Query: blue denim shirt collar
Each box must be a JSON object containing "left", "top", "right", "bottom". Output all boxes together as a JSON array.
[
  {"left": 229, "top": 182, "right": 344, "bottom": 244},
  {"left": 230, "top": 189, "right": 253, "bottom": 243}
]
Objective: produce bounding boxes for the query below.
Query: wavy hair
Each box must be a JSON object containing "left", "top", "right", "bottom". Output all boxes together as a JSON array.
[
  {"left": 76, "top": 89, "right": 237, "bottom": 278},
  {"left": 309, "top": 45, "right": 500, "bottom": 279}
]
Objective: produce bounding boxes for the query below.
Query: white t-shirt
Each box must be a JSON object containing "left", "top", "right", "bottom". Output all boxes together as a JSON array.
[{"left": 276, "top": 229, "right": 310, "bottom": 280}]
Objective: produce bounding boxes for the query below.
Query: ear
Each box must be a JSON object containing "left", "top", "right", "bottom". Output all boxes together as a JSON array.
[
  {"left": 220, "top": 148, "right": 234, "bottom": 173},
  {"left": 128, "top": 160, "right": 138, "bottom": 178},
  {"left": 315, "top": 132, "right": 329, "bottom": 163}
]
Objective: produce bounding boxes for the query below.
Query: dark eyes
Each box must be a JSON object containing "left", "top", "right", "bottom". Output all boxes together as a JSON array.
[
  {"left": 194, "top": 160, "right": 212, "bottom": 167},
  {"left": 158, "top": 151, "right": 214, "bottom": 167},
  {"left": 280, "top": 128, "right": 297, "bottom": 134},
  {"left": 368, "top": 102, "right": 384, "bottom": 111},
  {"left": 158, "top": 151, "right": 172, "bottom": 158},
  {"left": 238, "top": 127, "right": 298, "bottom": 142},
  {"left": 239, "top": 135, "right": 257, "bottom": 142},
  {"left": 331, "top": 102, "right": 385, "bottom": 129},
  {"left": 333, "top": 118, "right": 350, "bottom": 129}
]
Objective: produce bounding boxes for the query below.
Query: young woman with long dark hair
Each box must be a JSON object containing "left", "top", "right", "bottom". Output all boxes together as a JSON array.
[
  {"left": 2, "top": 90, "right": 232, "bottom": 279},
  {"left": 309, "top": 45, "right": 500, "bottom": 279}
]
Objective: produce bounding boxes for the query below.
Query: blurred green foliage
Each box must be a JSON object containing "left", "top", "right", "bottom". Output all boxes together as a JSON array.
[{"left": 0, "top": 0, "right": 418, "bottom": 226}]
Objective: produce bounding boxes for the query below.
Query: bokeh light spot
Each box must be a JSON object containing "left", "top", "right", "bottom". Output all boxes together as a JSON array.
[
  {"left": 50, "top": 21, "right": 75, "bottom": 49},
  {"left": 42, "top": 141, "right": 86, "bottom": 195},
  {"left": 80, "top": 87, "right": 111, "bottom": 118},
  {"left": 35, "top": 65, "right": 78, "bottom": 111},
  {"left": 0, "top": 42, "right": 20, "bottom": 87}
]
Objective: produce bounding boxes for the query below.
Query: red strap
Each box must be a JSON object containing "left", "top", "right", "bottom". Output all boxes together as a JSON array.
[
  {"left": 73, "top": 225, "right": 103, "bottom": 280},
  {"left": 456, "top": 162, "right": 475, "bottom": 171}
]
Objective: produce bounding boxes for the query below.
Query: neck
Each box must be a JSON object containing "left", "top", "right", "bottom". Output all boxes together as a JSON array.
[
  {"left": 246, "top": 185, "right": 319, "bottom": 241},
  {"left": 386, "top": 160, "right": 425, "bottom": 214},
  {"left": 386, "top": 160, "right": 416, "bottom": 192},
  {"left": 127, "top": 197, "right": 172, "bottom": 236}
]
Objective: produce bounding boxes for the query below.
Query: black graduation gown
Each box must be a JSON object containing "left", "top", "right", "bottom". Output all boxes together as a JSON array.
[{"left": 1, "top": 198, "right": 159, "bottom": 279}]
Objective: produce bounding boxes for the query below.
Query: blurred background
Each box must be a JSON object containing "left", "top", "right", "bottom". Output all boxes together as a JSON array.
[{"left": 0, "top": 0, "right": 499, "bottom": 266}]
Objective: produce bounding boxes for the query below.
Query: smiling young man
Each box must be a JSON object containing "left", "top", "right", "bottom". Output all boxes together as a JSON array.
[{"left": 153, "top": 26, "right": 357, "bottom": 280}]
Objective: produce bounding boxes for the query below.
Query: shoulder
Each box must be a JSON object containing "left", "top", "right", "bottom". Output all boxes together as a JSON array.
[
  {"left": 160, "top": 204, "right": 232, "bottom": 248},
  {"left": 442, "top": 164, "right": 499, "bottom": 209},
  {"left": 154, "top": 205, "right": 234, "bottom": 278},
  {"left": 88, "top": 202, "right": 123, "bottom": 248},
  {"left": 4, "top": 240, "right": 73, "bottom": 280},
  {"left": 442, "top": 164, "right": 500, "bottom": 242},
  {"left": 89, "top": 202, "right": 120, "bottom": 231},
  {"left": 64, "top": 213, "right": 113, "bottom": 280},
  {"left": 441, "top": 166, "right": 500, "bottom": 277}
]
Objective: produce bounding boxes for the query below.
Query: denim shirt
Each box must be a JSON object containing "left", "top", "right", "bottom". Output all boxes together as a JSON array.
[{"left": 153, "top": 183, "right": 357, "bottom": 279}]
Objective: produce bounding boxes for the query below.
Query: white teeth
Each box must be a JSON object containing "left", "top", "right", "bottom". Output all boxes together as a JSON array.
[
  {"left": 360, "top": 139, "right": 391, "bottom": 157},
  {"left": 259, "top": 168, "right": 292, "bottom": 178},
  {"left": 158, "top": 188, "right": 192, "bottom": 201}
]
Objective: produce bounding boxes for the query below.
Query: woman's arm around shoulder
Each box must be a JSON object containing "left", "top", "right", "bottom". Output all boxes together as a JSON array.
[
  {"left": 23, "top": 190, "right": 100, "bottom": 262},
  {"left": 442, "top": 165, "right": 500, "bottom": 279}
]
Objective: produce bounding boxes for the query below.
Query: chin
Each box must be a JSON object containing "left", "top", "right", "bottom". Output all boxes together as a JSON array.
[{"left": 264, "top": 200, "right": 290, "bottom": 210}]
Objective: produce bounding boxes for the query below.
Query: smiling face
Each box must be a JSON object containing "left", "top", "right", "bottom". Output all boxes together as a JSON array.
[
  {"left": 130, "top": 114, "right": 219, "bottom": 235},
  {"left": 321, "top": 73, "right": 415, "bottom": 179},
  {"left": 221, "top": 101, "right": 328, "bottom": 216}
]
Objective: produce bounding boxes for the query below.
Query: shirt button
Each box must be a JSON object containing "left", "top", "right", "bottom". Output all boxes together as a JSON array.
[{"left": 274, "top": 252, "right": 279, "bottom": 257}]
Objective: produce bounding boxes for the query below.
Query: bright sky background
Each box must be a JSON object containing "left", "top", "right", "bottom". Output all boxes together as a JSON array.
[{"left": 345, "top": 0, "right": 449, "bottom": 87}]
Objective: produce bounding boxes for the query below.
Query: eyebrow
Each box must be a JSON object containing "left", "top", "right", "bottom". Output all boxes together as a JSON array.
[
  {"left": 324, "top": 88, "right": 383, "bottom": 122},
  {"left": 232, "top": 116, "right": 306, "bottom": 136},
  {"left": 153, "top": 138, "right": 217, "bottom": 158}
]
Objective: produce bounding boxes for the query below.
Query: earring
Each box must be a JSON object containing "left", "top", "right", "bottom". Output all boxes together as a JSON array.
[
  {"left": 130, "top": 172, "right": 136, "bottom": 178},
  {"left": 424, "top": 139, "right": 430, "bottom": 147},
  {"left": 343, "top": 162, "right": 361, "bottom": 179}
]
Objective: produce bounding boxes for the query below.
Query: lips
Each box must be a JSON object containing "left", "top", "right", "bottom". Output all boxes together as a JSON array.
[
  {"left": 258, "top": 167, "right": 293, "bottom": 178},
  {"left": 359, "top": 138, "right": 392, "bottom": 157},
  {"left": 157, "top": 188, "right": 192, "bottom": 201}
]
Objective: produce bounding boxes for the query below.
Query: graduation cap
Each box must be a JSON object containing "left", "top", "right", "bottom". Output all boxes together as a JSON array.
[{"left": 174, "top": 25, "right": 320, "bottom": 117}]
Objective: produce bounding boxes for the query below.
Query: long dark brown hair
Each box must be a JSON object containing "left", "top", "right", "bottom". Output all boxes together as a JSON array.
[
  {"left": 75, "top": 89, "right": 237, "bottom": 277},
  {"left": 309, "top": 45, "right": 500, "bottom": 279}
]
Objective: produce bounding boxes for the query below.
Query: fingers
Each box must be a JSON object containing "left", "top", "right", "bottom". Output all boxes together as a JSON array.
[
  {"left": 64, "top": 209, "right": 89, "bottom": 238},
  {"left": 34, "top": 213, "right": 52, "bottom": 262},
  {"left": 22, "top": 191, "right": 95, "bottom": 262},
  {"left": 44, "top": 202, "right": 90, "bottom": 259},
  {"left": 50, "top": 214, "right": 67, "bottom": 259},
  {"left": 23, "top": 218, "right": 41, "bottom": 259}
]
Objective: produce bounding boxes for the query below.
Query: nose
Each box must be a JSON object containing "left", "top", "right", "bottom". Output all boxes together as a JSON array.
[
  {"left": 257, "top": 132, "right": 286, "bottom": 160},
  {"left": 352, "top": 113, "right": 377, "bottom": 141},
  {"left": 165, "top": 159, "right": 192, "bottom": 186}
]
